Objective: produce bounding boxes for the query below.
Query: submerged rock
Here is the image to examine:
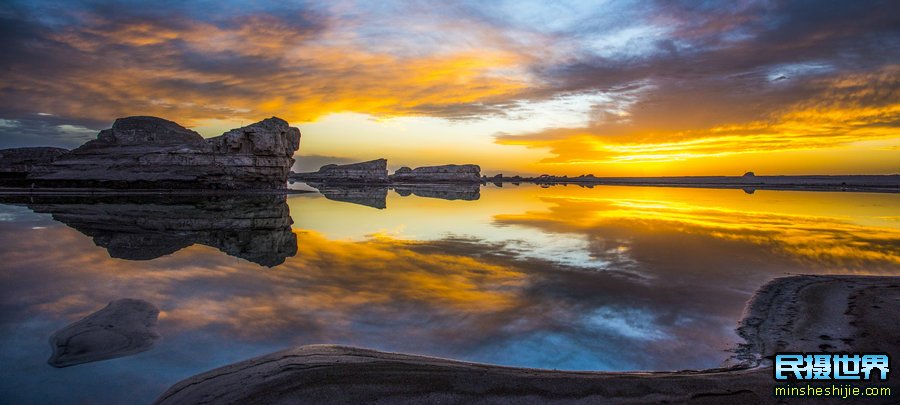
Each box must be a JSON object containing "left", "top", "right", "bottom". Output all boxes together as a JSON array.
[
  {"left": 390, "top": 164, "right": 481, "bottom": 183},
  {"left": 292, "top": 158, "right": 388, "bottom": 183},
  {"left": 48, "top": 299, "right": 160, "bottom": 368},
  {"left": 27, "top": 116, "right": 300, "bottom": 189}
]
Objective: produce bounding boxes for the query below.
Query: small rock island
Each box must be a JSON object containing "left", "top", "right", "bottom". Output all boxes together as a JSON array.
[
  {"left": 291, "top": 159, "right": 482, "bottom": 184},
  {"left": 11, "top": 116, "right": 301, "bottom": 190}
]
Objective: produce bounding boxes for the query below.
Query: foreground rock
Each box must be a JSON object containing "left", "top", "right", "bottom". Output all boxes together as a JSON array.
[
  {"left": 0, "top": 147, "right": 69, "bottom": 185},
  {"left": 390, "top": 164, "right": 481, "bottom": 183},
  {"left": 155, "top": 275, "right": 899, "bottom": 404},
  {"left": 26, "top": 116, "right": 300, "bottom": 189},
  {"left": 0, "top": 194, "right": 297, "bottom": 267},
  {"left": 49, "top": 299, "right": 160, "bottom": 368},
  {"left": 292, "top": 159, "right": 388, "bottom": 183}
]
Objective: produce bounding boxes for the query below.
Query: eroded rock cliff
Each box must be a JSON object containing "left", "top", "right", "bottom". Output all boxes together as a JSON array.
[
  {"left": 0, "top": 147, "right": 69, "bottom": 185},
  {"left": 292, "top": 158, "right": 388, "bottom": 183},
  {"left": 390, "top": 164, "right": 481, "bottom": 183},
  {"left": 26, "top": 116, "right": 300, "bottom": 189}
]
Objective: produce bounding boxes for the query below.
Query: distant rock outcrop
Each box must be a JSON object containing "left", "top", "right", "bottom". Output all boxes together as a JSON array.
[
  {"left": 291, "top": 158, "right": 388, "bottom": 183},
  {"left": 26, "top": 116, "right": 300, "bottom": 189},
  {"left": 48, "top": 298, "right": 160, "bottom": 368},
  {"left": 390, "top": 164, "right": 481, "bottom": 183},
  {"left": 0, "top": 147, "right": 69, "bottom": 185},
  {"left": 0, "top": 194, "right": 298, "bottom": 267}
]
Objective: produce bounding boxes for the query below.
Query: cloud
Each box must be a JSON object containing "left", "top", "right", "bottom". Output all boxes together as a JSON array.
[
  {"left": 0, "top": 0, "right": 897, "bottom": 174},
  {"left": 0, "top": 1, "right": 538, "bottom": 147},
  {"left": 498, "top": 66, "right": 899, "bottom": 167}
]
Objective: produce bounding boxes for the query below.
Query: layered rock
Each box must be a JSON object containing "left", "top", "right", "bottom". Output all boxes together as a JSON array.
[
  {"left": 0, "top": 194, "right": 298, "bottom": 267},
  {"left": 0, "top": 147, "right": 69, "bottom": 185},
  {"left": 390, "top": 164, "right": 481, "bottom": 183},
  {"left": 48, "top": 299, "right": 160, "bottom": 368},
  {"left": 292, "top": 159, "right": 388, "bottom": 183},
  {"left": 27, "top": 116, "right": 300, "bottom": 189}
]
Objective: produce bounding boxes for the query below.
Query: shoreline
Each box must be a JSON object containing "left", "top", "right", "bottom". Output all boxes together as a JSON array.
[{"left": 154, "top": 275, "right": 900, "bottom": 404}]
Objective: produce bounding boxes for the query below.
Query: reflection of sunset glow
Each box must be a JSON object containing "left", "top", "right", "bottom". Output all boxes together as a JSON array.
[
  {"left": 2, "top": 186, "right": 899, "bottom": 405},
  {"left": 495, "top": 186, "right": 900, "bottom": 272}
]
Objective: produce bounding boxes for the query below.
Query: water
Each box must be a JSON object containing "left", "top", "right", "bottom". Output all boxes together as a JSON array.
[{"left": 0, "top": 184, "right": 897, "bottom": 404}]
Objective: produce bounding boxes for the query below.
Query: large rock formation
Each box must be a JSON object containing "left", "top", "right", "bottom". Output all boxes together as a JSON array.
[
  {"left": 26, "top": 116, "right": 300, "bottom": 189},
  {"left": 0, "top": 147, "right": 69, "bottom": 185},
  {"left": 0, "top": 194, "right": 298, "bottom": 267},
  {"left": 291, "top": 159, "right": 388, "bottom": 183},
  {"left": 48, "top": 299, "right": 160, "bottom": 368},
  {"left": 390, "top": 164, "right": 481, "bottom": 183}
]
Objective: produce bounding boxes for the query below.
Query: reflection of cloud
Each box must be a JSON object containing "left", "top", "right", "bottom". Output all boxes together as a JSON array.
[
  {"left": 495, "top": 194, "right": 900, "bottom": 272},
  {"left": 1, "top": 186, "right": 898, "bottom": 376},
  {"left": 1, "top": 218, "right": 748, "bottom": 371}
]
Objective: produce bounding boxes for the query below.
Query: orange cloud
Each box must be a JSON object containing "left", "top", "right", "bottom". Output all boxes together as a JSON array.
[
  {"left": 497, "top": 67, "right": 900, "bottom": 174},
  {"left": 3, "top": 15, "right": 533, "bottom": 129}
]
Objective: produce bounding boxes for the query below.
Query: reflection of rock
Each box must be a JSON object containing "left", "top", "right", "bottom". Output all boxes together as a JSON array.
[
  {"left": 393, "top": 183, "right": 480, "bottom": 201},
  {"left": 311, "top": 183, "right": 388, "bottom": 209},
  {"left": 301, "top": 182, "right": 481, "bottom": 208},
  {"left": 390, "top": 164, "right": 481, "bottom": 183},
  {"left": 48, "top": 299, "right": 160, "bottom": 368},
  {"left": 27, "top": 116, "right": 300, "bottom": 189},
  {"left": 0, "top": 194, "right": 297, "bottom": 267},
  {"left": 292, "top": 159, "right": 388, "bottom": 183}
]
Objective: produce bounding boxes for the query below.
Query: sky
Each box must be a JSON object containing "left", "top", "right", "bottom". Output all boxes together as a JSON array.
[{"left": 0, "top": 0, "right": 898, "bottom": 176}]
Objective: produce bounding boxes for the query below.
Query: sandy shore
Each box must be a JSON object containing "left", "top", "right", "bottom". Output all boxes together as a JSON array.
[{"left": 154, "top": 275, "right": 899, "bottom": 404}]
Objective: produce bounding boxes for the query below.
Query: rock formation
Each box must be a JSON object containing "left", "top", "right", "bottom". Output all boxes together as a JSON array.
[
  {"left": 390, "top": 164, "right": 481, "bottom": 183},
  {"left": 0, "top": 147, "right": 69, "bottom": 185},
  {"left": 291, "top": 159, "right": 388, "bottom": 183},
  {"left": 0, "top": 194, "right": 298, "bottom": 267},
  {"left": 48, "top": 298, "right": 160, "bottom": 368},
  {"left": 26, "top": 116, "right": 300, "bottom": 189}
]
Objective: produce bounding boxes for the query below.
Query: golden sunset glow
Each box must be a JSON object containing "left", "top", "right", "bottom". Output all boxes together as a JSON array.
[{"left": 1, "top": 1, "right": 898, "bottom": 175}]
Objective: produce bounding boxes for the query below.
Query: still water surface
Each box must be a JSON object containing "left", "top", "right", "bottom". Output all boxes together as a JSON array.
[{"left": 0, "top": 184, "right": 897, "bottom": 403}]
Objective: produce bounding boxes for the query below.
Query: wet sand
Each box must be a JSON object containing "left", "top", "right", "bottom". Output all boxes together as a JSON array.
[{"left": 155, "top": 275, "right": 900, "bottom": 404}]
